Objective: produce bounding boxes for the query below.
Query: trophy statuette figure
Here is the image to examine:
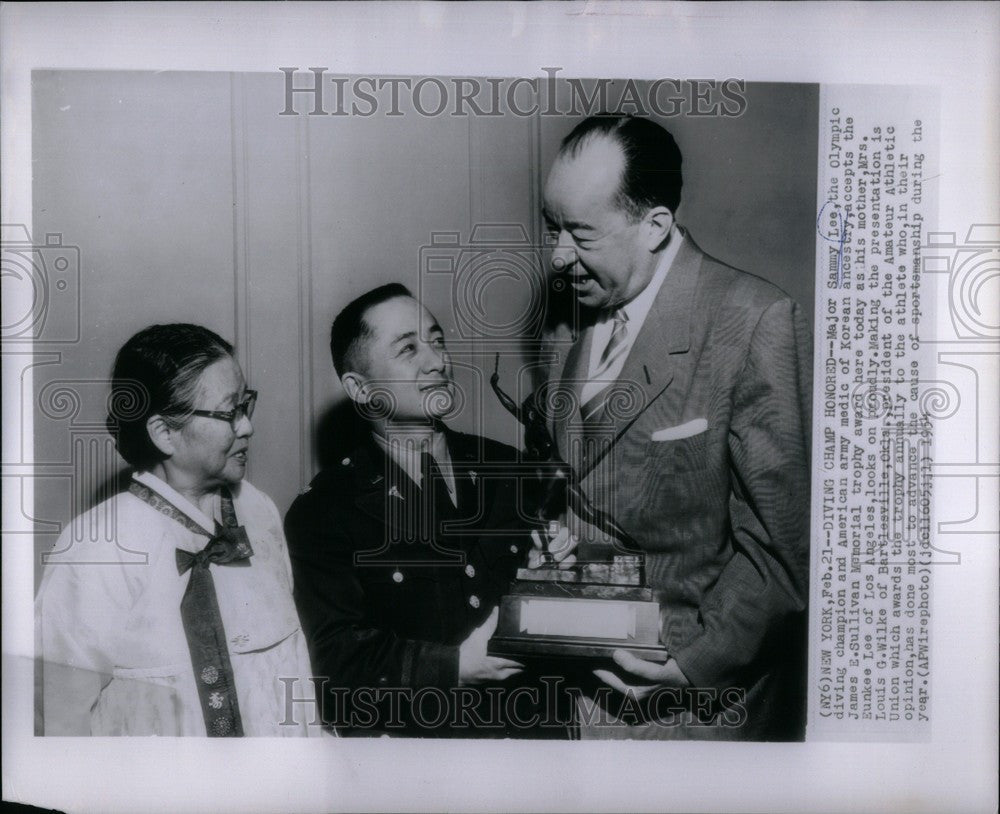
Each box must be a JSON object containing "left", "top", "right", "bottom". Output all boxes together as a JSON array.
[{"left": 487, "top": 356, "right": 668, "bottom": 663}]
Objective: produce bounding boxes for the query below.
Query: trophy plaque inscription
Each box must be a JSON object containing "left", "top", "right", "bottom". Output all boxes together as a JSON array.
[{"left": 486, "top": 358, "right": 668, "bottom": 663}]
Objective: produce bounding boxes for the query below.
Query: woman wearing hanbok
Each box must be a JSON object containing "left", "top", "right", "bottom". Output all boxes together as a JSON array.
[{"left": 36, "top": 323, "right": 320, "bottom": 736}]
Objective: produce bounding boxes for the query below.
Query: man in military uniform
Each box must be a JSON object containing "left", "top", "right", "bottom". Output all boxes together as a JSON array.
[{"left": 286, "top": 283, "right": 572, "bottom": 737}]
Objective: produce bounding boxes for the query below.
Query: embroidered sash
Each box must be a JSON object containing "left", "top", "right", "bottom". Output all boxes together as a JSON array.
[{"left": 128, "top": 480, "right": 253, "bottom": 737}]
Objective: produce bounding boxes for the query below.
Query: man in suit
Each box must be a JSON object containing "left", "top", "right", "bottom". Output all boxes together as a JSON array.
[
  {"left": 540, "top": 115, "right": 812, "bottom": 740},
  {"left": 285, "top": 283, "right": 572, "bottom": 736}
]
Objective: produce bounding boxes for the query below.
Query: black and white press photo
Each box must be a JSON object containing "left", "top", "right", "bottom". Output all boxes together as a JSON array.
[
  {"left": 27, "top": 72, "right": 817, "bottom": 741},
  {"left": 2, "top": 4, "right": 997, "bottom": 814}
]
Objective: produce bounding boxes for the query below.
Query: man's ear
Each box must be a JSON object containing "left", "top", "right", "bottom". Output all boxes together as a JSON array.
[
  {"left": 146, "top": 415, "right": 176, "bottom": 457},
  {"left": 341, "top": 372, "right": 368, "bottom": 404},
  {"left": 643, "top": 206, "right": 674, "bottom": 252}
]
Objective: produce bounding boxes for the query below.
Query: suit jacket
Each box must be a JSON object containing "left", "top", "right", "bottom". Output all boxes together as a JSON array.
[
  {"left": 550, "top": 233, "right": 812, "bottom": 740},
  {"left": 285, "top": 427, "right": 535, "bottom": 736}
]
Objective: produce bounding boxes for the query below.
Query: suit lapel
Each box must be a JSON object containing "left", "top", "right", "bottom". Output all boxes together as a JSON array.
[
  {"left": 447, "top": 430, "right": 478, "bottom": 518},
  {"left": 606, "top": 234, "right": 701, "bottom": 426},
  {"left": 432, "top": 430, "right": 478, "bottom": 561},
  {"left": 575, "top": 232, "right": 704, "bottom": 480},
  {"left": 552, "top": 320, "right": 594, "bottom": 461},
  {"left": 352, "top": 437, "right": 432, "bottom": 562}
]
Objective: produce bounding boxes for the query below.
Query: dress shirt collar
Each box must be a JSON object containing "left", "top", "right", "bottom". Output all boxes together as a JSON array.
[
  {"left": 616, "top": 223, "right": 683, "bottom": 329},
  {"left": 371, "top": 426, "right": 453, "bottom": 491},
  {"left": 586, "top": 224, "right": 684, "bottom": 380}
]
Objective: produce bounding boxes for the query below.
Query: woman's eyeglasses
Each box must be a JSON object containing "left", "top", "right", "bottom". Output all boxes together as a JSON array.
[{"left": 190, "top": 390, "right": 258, "bottom": 429}]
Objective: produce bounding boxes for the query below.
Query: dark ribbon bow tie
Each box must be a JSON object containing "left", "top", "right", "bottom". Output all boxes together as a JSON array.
[{"left": 176, "top": 526, "right": 254, "bottom": 575}]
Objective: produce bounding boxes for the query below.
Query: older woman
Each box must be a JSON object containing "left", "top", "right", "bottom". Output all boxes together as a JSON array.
[{"left": 36, "top": 324, "right": 319, "bottom": 736}]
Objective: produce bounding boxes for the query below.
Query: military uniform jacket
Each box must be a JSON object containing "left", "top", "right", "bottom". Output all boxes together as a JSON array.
[{"left": 285, "top": 428, "right": 534, "bottom": 735}]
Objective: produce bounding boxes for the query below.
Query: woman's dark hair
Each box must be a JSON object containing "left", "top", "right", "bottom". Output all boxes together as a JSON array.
[{"left": 106, "top": 323, "right": 234, "bottom": 469}]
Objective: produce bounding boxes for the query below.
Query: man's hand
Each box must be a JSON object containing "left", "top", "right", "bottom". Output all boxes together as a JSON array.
[
  {"left": 527, "top": 521, "right": 578, "bottom": 569},
  {"left": 593, "top": 650, "right": 690, "bottom": 701},
  {"left": 458, "top": 607, "right": 523, "bottom": 685}
]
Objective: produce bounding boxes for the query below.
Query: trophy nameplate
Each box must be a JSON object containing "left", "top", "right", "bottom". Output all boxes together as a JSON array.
[
  {"left": 485, "top": 359, "right": 668, "bottom": 663},
  {"left": 488, "top": 555, "right": 668, "bottom": 662}
]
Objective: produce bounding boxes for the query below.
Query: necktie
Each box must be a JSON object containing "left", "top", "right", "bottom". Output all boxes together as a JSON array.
[
  {"left": 128, "top": 480, "right": 252, "bottom": 737},
  {"left": 421, "top": 452, "right": 455, "bottom": 517},
  {"left": 581, "top": 308, "right": 629, "bottom": 421}
]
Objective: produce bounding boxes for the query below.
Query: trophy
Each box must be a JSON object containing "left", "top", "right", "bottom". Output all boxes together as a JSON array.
[{"left": 487, "top": 357, "right": 668, "bottom": 663}]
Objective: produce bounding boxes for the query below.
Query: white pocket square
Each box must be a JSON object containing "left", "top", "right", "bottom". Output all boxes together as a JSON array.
[{"left": 651, "top": 418, "right": 708, "bottom": 442}]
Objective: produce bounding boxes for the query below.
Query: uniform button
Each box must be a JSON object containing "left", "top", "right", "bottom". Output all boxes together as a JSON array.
[
  {"left": 509, "top": 544, "right": 518, "bottom": 554},
  {"left": 392, "top": 570, "right": 404, "bottom": 583},
  {"left": 468, "top": 595, "right": 480, "bottom": 609},
  {"left": 464, "top": 564, "right": 476, "bottom": 578},
  {"left": 341, "top": 457, "right": 351, "bottom": 466},
  {"left": 378, "top": 675, "right": 388, "bottom": 685}
]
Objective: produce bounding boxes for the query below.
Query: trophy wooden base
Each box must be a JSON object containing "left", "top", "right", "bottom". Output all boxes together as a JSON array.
[{"left": 487, "top": 560, "right": 668, "bottom": 663}]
